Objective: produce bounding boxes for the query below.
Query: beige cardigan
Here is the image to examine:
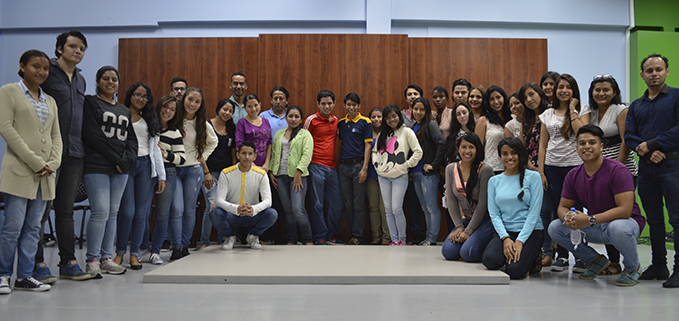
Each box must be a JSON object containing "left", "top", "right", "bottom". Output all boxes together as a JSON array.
[{"left": 0, "top": 83, "right": 62, "bottom": 200}]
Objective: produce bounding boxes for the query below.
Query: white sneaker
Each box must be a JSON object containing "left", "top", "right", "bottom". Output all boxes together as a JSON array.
[
  {"left": 246, "top": 234, "right": 262, "bottom": 250},
  {"left": 100, "top": 258, "right": 127, "bottom": 275},
  {"left": 0, "top": 276, "right": 11, "bottom": 294},
  {"left": 221, "top": 236, "right": 236, "bottom": 251},
  {"left": 86, "top": 259, "right": 102, "bottom": 279},
  {"left": 149, "top": 253, "right": 163, "bottom": 265}
]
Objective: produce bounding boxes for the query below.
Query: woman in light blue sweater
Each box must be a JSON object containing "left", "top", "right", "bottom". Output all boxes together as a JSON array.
[{"left": 483, "top": 137, "right": 544, "bottom": 279}]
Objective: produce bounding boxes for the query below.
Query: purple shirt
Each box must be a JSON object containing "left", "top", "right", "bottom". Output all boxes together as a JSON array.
[
  {"left": 562, "top": 157, "right": 645, "bottom": 231},
  {"left": 235, "top": 117, "right": 273, "bottom": 167}
]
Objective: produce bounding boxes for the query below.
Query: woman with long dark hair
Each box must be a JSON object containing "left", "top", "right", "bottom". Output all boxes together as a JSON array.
[
  {"left": 148, "top": 95, "right": 186, "bottom": 265},
  {"left": 475, "top": 85, "right": 511, "bottom": 173},
  {"left": 171, "top": 87, "right": 218, "bottom": 260},
  {"left": 588, "top": 75, "right": 638, "bottom": 275},
  {"left": 82, "top": 66, "right": 137, "bottom": 278},
  {"left": 411, "top": 97, "right": 446, "bottom": 245},
  {"left": 269, "top": 106, "right": 314, "bottom": 245},
  {"left": 541, "top": 71, "right": 560, "bottom": 108},
  {"left": 373, "top": 105, "right": 422, "bottom": 246},
  {"left": 441, "top": 132, "right": 494, "bottom": 261},
  {"left": 367, "top": 107, "right": 390, "bottom": 245},
  {"left": 114, "top": 82, "right": 164, "bottom": 270},
  {"left": 538, "top": 73, "right": 591, "bottom": 272},
  {"left": 483, "top": 137, "right": 544, "bottom": 279},
  {"left": 518, "top": 82, "right": 553, "bottom": 267},
  {"left": 199, "top": 98, "right": 237, "bottom": 249}
]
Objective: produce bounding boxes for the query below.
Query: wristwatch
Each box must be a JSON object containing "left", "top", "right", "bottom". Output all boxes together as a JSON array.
[{"left": 589, "top": 215, "right": 597, "bottom": 226}]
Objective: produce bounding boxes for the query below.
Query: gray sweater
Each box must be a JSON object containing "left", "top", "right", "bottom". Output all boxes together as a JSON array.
[{"left": 445, "top": 163, "right": 493, "bottom": 235}]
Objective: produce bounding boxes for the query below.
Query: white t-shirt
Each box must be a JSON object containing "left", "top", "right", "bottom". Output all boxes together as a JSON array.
[
  {"left": 539, "top": 104, "right": 591, "bottom": 167},
  {"left": 133, "top": 117, "right": 149, "bottom": 157},
  {"left": 505, "top": 118, "right": 521, "bottom": 138}
]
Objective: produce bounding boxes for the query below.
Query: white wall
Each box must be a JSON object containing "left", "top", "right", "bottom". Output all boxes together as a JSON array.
[{"left": 0, "top": 0, "right": 630, "bottom": 154}]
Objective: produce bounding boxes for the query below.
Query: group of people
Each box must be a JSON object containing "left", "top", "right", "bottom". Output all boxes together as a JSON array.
[{"left": 0, "top": 29, "right": 677, "bottom": 295}]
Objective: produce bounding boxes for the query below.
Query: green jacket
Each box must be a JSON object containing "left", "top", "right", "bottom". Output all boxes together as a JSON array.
[{"left": 270, "top": 127, "right": 313, "bottom": 177}]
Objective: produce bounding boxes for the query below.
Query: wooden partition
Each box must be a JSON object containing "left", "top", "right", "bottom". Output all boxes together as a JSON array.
[
  {"left": 118, "top": 35, "right": 547, "bottom": 243},
  {"left": 118, "top": 37, "right": 259, "bottom": 113},
  {"left": 409, "top": 38, "right": 548, "bottom": 98}
]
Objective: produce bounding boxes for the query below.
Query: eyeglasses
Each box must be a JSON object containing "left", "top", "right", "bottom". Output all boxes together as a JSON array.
[
  {"left": 172, "top": 87, "right": 186, "bottom": 92},
  {"left": 133, "top": 93, "right": 149, "bottom": 101},
  {"left": 593, "top": 75, "right": 613, "bottom": 80}
]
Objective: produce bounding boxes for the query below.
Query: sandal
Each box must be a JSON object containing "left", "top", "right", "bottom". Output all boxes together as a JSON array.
[{"left": 598, "top": 262, "right": 622, "bottom": 275}]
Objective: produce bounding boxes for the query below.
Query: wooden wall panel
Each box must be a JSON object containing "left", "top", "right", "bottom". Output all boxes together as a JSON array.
[
  {"left": 258, "top": 34, "right": 409, "bottom": 120},
  {"left": 118, "top": 37, "right": 258, "bottom": 118},
  {"left": 409, "top": 38, "right": 548, "bottom": 99}
]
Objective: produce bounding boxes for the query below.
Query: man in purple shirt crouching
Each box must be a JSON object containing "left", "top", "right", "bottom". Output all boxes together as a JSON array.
[{"left": 548, "top": 125, "right": 646, "bottom": 286}]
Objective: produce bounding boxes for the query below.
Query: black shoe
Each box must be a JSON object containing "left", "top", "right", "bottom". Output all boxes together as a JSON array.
[
  {"left": 572, "top": 258, "right": 587, "bottom": 273},
  {"left": 530, "top": 249, "right": 543, "bottom": 274},
  {"left": 14, "top": 277, "right": 51, "bottom": 292},
  {"left": 314, "top": 240, "right": 326, "bottom": 245},
  {"left": 640, "top": 264, "right": 670, "bottom": 280},
  {"left": 181, "top": 247, "right": 190, "bottom": 258},
  {"left": 662, "top": 270, "right": 679, "bottom": 288},
  {"left": 161, "top": 240, "right": 171, "bottom": 252},
  {"left": 170, "top": 249, "right": 183, "bottom": 262}
]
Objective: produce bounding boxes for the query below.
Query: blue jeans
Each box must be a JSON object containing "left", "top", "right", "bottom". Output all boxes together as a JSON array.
[
  {"left": 83, "top": 173, "right": 129, "bottom": 261},
  {"left": 276, "top": 175, "right": 312, "bottom": 244},
  {"left": 307, "top": 163, "right": 343, "bottom": 242},
  {"left": 378, "top": 175, "right": 409, "bottom": 242},
  {"left": 175, "top": 164, "right": 204, "bottom": 248},
  {"left": 538, "top": 193, "right": 553, "bottom": 256},
  {"left": 441, "top": 218, "right": 495, "bottom": 262},
  {"left": 209, "top": 208, "right": 278, "bottom": 237},
  {"left": 200, "top": 171, "right": 223, "bottom": 246},
  {"left": 548, "top": 218, "right": 640, "bottom": 270},
  {"left": 0, "top": 189, "right": 47, "bottom": 278},
  {"left": 412, "top": 171, "right": 442, "bottom": 243},
  {"left": 150, "top": 168, "right": 182, "bottom": 253},
  {"left": 637, "top": 159, "right": 679, "bottom": 266},
  {"left": 116, "top": 156, "right": 157, "bottom": 257},
  {"left": 544, "top": 165, "right": 579, "bottom": 259}
]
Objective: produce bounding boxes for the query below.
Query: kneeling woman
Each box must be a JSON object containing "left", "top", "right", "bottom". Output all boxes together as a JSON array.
[
  {"left": 483, "top": 137, "right": 544, "bottom": 279},
  {"left": 441, "top": 132, "right": 494, "bottom": 262}
]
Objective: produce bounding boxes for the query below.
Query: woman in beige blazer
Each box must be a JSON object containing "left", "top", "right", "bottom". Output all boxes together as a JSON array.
[{"left": 0, "top": 50, "right": 62, "bottom": 294}]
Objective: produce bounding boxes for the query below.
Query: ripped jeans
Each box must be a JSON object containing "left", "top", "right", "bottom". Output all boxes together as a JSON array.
[
  {"left": 412, "top": 171, "right": 442, "bottom": 243},
  {"left": 175, "top": 164, "right": 205, "bottom": 248}
]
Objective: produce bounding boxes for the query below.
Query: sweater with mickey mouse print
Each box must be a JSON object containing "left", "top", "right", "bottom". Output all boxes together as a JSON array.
[{"left": 372, "top": 124, "right": 422, "bottom": 178}]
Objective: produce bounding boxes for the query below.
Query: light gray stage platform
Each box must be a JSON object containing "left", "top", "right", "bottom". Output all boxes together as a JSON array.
[{"left": 143, "top": 245, "right": 509, "bottom": 285}]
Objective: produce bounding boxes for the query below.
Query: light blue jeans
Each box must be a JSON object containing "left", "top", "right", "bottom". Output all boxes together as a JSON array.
[
  {"left": 412, "top": 171, "right": 442, "bottom": 243},
  {"left": 378, "top": 174, "right": 409, "bottom": 243},
  {"left": 276, "top": 175, "right": 312, "bottom": 244},
  {"left": 0, "top": 189, "right": 47, "bottom": 279},
  {"left": 175, "top": 164, "right": 204, "bottom": 248},
  {"left": 116, "top": 156, "right": 157, "bottom": 257},
  {"left": 150, "top": 167, "right": 181, "bottom": 254},
  {"left": 548, "top": 218, "right": 641, "bottom": 270},
  {"left": 83, "top": 173, "right": 129, "bottom": 262},
  {"left": 200, "top": 171, "right": 223, "bottom": 246}
]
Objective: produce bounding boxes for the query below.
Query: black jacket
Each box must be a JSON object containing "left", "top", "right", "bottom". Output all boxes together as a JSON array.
[{"left": 411, "top": 120, "right": 446, "bottom": 175}]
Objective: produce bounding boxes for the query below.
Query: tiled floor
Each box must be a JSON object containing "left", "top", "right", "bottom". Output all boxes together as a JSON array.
[{"left": 0, "top": 243, "right": 676, "bottom": 321}]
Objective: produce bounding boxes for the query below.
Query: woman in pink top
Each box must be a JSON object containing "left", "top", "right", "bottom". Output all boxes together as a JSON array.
[{"left": 235, "top": 93, "right": 272, "bottom": 171}]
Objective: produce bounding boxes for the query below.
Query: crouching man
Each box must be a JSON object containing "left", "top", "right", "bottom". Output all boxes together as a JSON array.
[
  {"left": 548, "top": 125, "right": 646, "bottom": 286},
  {"left": 210, "top": 141, "right": 278, "bottom": 250}
]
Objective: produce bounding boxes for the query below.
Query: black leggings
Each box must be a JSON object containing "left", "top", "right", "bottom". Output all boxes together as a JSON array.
[{"left": 483, "top": 230, "right": 544, "bottom": 279}]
